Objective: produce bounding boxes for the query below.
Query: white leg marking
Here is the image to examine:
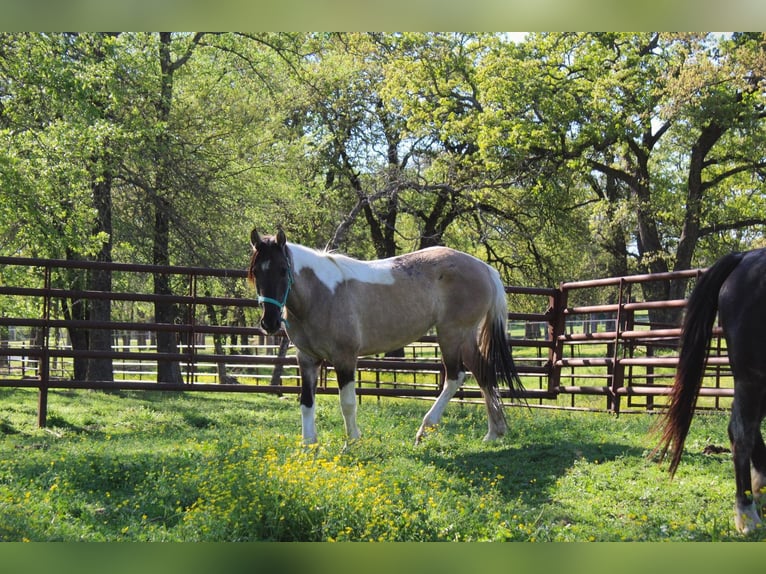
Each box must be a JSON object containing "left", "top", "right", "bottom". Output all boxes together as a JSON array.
[
  {"left": 735, "top": 500, "right": 762, "bottom": 534},
  {"left": 752, "top": 467, "right": 766, "bottom": 505},
  {"left": 415, "top": 373, "right": 465, "bottom": 444},
  {"left": 301, "top": 404, "right": 317, "bottom": 445},
  {"left": 482, "top": 388, "right": 507, "bottom": 442},
  {"left": 339, "top": 383, "right": 361, "bottom": 440}
]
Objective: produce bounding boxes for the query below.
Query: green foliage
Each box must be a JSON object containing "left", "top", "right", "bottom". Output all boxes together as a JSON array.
[
  {"left": 0, "top": 388, "right": 759, "bottom": 541},
  {"left": 2, "top": 32, "right": 765, "bottom": 289}
]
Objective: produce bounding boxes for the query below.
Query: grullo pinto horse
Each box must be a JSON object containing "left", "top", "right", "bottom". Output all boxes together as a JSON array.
[
  {"left": 655, "top": 247, "right": 766, "bottom": 533},
  {"left": 247, "top": 228, "right": 525, "bottom": 445}
]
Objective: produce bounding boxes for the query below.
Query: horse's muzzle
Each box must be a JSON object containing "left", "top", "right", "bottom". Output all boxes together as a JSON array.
[{"left": 260, "top": 316, "right": 282, "bottom": 335}]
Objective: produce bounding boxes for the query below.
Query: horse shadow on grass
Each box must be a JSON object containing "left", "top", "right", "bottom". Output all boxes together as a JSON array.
[{"left": 416, "top": 438, "right": 646, "bottom": 507}]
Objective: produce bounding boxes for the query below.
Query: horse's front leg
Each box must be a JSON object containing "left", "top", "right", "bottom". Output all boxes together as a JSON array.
[
  {"left": 336, "top": 365, "right": 361, "bottom": 441},
  {"left": 298, "top": 352, "right": 321, "bottom": 445}
]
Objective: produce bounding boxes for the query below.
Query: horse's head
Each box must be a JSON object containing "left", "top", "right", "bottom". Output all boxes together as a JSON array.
[{"left": 248, "top": 227, "right": 293, "bottom": 334}]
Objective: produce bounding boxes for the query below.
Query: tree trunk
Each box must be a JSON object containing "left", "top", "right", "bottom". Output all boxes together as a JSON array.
[
  {"left": 153, "top": 196, "right": 182, "bottom": 385},
  {"left": 153, "top": 32, "right": 183, "bottom": 385},
  {"left": 631, "top": 151, "right": 674, "bottom": 325},
  {"left": 84, "top": 34, "right": 117, "bottom": 384},
  {"left": 62, "top": 296, "right": 88, "bottom": 381},
  {"left": 601, "top": 172, "right": 630, "bottom": 283},
  {"left": 670, "top": 121, "right": 727, "bottom": 306},
  {"left": 85, "top": 164, "right": 114, "bottom": 383},
  {"left": 61, "top": 256, "right": 89, "bottom": 381},
  {"left": 205, "top": 295, "right": 238, "bottom": 384}
]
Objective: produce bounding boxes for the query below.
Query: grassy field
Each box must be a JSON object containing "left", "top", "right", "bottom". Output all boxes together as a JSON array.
[{"left": 0, "top": 386, "right": 757, "bottom": 541}]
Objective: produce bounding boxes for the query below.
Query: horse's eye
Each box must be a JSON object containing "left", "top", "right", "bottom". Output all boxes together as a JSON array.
[{"left": 280, "top": 267, "right": 288, "bottom": 277}]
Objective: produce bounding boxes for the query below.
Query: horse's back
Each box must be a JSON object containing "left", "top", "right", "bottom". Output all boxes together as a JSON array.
[
  {"left": 718, "top": 248, "right": 766, "bottom": 378},
  {"left": 285, "top": 243, "right": 503, "bottom": 359},
  {"left": 392, "top": 247, "right": 501, "bottom": 312},
  {"left": 339, "top": 246, "right": 501, "bottom": 356}
]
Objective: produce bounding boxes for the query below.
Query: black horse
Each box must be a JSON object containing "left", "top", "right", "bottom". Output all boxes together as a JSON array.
[{"left": 655, "top": 247, "right": 766, "bottom": 533}]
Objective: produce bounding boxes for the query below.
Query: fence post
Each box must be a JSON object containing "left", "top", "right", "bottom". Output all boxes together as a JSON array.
[
  {"left": 608, "top": 278, "right": 634, "bottom": 414},
  {"left": 548, "top": 286, "right": 566, "bottom": 394},
  {"left": 38, "top": 386, "right": 48, "bottom": 428},
  {"left": 38, "top": 263, "right": 52, "bottom": 428}
]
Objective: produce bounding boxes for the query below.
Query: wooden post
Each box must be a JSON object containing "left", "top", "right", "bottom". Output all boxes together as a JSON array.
[
  {"left": 38, "top": 386, "right": 48, "bottom": 428},
  {"left": 38, "top": 263, "right": 52, "bottom": 428},
  {"left": 547, "top": 286, "right": 566, "bottom": 395}
]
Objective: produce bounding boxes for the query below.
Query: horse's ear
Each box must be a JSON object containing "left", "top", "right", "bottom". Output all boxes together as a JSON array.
[
  {"left": 276, "top": 228, "right": 287, "bottom": 248},
  {"left": 250, "top": 228, "right": 262, "bottom": 249}
]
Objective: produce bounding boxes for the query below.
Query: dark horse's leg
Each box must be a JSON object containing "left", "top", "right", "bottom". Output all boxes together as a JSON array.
[
  {"left": 750, "top": 394, "right": 766, "bottom": 507},
  {"left": 298, "top": 352, "right": 321, "bottom": 444},
  {"left": 728, "top": 380, "right": 766, "bottom": 533}
]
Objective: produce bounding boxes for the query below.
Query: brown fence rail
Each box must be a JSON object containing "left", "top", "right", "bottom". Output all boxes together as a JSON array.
[
  {"left": 0, "top": 256, "right": 729, "bottom": 427},
  {"left": 553, "top": 267, "right": 732, "bottom": 413}
]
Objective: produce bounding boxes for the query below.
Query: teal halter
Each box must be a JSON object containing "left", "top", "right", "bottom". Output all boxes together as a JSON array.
[{"left": 257, "top": 265, "right": 294, "bottom": 328}]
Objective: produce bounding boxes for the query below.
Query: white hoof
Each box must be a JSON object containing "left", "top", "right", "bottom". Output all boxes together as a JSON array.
[
  {"left": 735, "top": 501, "right": 762, "bottom": 534},
  {"left": 415, "top": 422, "right": 435, "bottom": 445}
]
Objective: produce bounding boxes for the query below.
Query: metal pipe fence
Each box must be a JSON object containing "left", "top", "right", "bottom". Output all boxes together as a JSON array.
[{"left": 0, "top": 256, "right": 729, "bottom": 427}]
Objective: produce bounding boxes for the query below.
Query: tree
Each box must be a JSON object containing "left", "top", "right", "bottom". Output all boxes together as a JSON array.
[
  {"left": 148, "top": 32, "right": 205, "bottom": 385},
  {"left": 0, "top": 33, "right": 125, "bottom": 381},
  {"left": 476, "top": 33, "right": 766, "bottom": 316}
]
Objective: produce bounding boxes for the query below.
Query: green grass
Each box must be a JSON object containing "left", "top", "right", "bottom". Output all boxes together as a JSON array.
[{"left": 0, "top": 386, "right": 757, "bottom": 541}]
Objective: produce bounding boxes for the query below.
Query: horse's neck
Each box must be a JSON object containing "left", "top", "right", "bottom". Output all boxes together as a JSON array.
[
  {"left": 284, "top": 243, "right": 329, "bottom": 314},
  {"left": 288, "top": 242, "right": 348, "bottom": 294},
  {"left": 286, "top": 242, "right": 394, "bottom": 297}
]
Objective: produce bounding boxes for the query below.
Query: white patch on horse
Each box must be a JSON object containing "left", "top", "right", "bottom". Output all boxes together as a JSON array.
[
  {"left": 735, "top": 501, "right": 762, "bottom": 534},
  {"left": 339, "top": 383, "right": 361, "bottom": 440},
  {"left": 259, "top": 260, "right": 270, "bottom": 271},
  {"left": 289, "top": 243, "right": 395, "bottom": 293},
  {"left": 301, "top": 404, "right": 317, "bottom": 445},
  {"left": 415, "top": 372, "right": 465, "bottom": 444}
]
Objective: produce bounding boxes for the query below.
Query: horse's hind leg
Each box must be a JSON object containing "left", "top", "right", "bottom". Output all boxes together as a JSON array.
[
  {"left": 415, "top": 333, "right": 469, "bottom": 444},
  {"left": 729, "top": 383, "right": 764, "bottom": 533},
  {"left": 463, "top": 338, "right": 506, "bottom": 441},
  {"left": 749, "top": 394, "right": 766, "bottom": 508},
  {"left": 479, "top": 385, "right": 507, "bottom": 442},
  {"left": 415, "top": 331, "right": 506, "bottom": 444},
  {"left": 751, "top": 429, "right": 766, "bottom": 506}
]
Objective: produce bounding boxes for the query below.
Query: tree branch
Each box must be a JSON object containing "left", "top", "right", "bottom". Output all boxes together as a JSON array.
[
  {"left": 700, "top": 218, "right": 766, "bottom": 236},
  {"left": 168, "top": 32, "right": 205, "bottom": 72}
]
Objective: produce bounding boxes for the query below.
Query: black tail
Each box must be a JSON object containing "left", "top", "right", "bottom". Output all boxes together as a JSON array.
[
  {"left": 478, "top": 316, "right": 526, "bottom": 401},
  {"left": 653, "top": 252, "right": 745, "bottom": 475}
]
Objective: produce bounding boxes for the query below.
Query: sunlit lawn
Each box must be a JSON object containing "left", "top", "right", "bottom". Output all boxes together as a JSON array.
[{"left": 0, "top": 386, "right": 754, "bottom": 541}]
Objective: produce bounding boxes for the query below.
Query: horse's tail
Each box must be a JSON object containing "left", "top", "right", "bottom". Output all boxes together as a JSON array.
[
  {"left": 653, "top": 252, "right": 745, "bottom": 476},
  {"left": 477, "top": 271, "right": 526, "bottom": 401}
]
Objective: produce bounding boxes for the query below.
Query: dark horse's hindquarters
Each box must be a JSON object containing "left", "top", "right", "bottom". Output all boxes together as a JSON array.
[{"left": 655, "top": 247, "right": 766, "bottom": 533}]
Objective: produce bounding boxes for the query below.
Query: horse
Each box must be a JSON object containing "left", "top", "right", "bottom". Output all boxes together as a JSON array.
[
  {"left": 654, "top": 247, "right": 766, "bottom": 533},
  {"left": 247, "top": 227, "right": 525, "bottom": 446}
]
